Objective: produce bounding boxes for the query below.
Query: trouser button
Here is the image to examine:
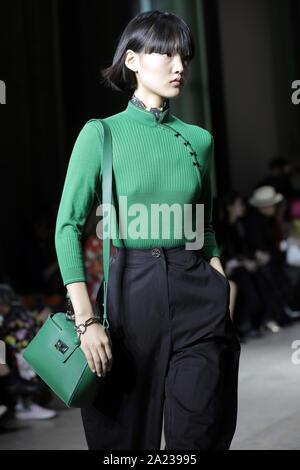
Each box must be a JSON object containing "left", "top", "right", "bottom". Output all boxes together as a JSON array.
[{"left": 152, "top": 248, "right": 161, "bottom": 258}]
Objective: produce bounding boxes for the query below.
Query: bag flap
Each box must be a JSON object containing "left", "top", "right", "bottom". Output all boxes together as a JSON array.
[{"left": 47, "top": 312, "right": 80, "bottom": 363}]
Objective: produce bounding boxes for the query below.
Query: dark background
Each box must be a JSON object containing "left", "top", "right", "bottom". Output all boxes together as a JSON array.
[{"left": 0, "top": 0, "right": 300, "bottom": 294}]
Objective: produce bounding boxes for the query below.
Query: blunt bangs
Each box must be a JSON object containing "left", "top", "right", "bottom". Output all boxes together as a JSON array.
[
  {"left": 100, "top": 10, "right": 195, "bottom": 93},
  {"left": 141, "top": 14, "right": 195, "bottom": 62}
]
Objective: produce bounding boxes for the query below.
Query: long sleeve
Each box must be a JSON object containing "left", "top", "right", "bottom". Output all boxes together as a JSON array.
[
  {"left": 54, "top": 121, "right": 103, "bottom": 286},
  {"left": 199, "top": 133, "right": 221, "bottom": 260}
]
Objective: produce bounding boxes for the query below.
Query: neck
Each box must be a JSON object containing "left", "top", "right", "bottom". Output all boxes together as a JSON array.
[{"left": 133, "top": 88, "right": 165, "bottom": 109}]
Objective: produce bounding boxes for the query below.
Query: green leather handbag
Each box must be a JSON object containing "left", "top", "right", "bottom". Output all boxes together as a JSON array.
[{"left": 22, "top": 118, "right": 114, "bottom": 408}]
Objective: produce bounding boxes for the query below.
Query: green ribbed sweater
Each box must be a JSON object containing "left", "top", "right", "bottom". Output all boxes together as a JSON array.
[{"left": 54, "top": 99, "right": 220, "bottom": 286}]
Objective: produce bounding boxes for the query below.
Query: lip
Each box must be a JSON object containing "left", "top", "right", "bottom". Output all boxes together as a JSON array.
[{"left": 170, "top": 79, "right": 183, "bottom": 86}]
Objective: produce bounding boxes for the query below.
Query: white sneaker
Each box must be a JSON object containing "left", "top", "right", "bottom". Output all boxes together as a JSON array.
[
  {"left": 284, "top": 306, "right": 300, "bottom": 319},
  {"left": 15, "top": 400, "right": 57, "bottom": 420},
  {"left": 0, "top": 405, "right": 8, "bottom": 418},
  {"left": 265, "top": 321, "right": 281, "bottom": 333}
]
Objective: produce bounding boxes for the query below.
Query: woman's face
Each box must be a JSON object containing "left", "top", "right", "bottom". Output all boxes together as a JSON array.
[
  {"left": 233, "top": 197, "right": 246, "bottom": 217},
  {"left": 258, "top": 204, "right": 276, "bottom": 216},
  {"left": 227, "top": 197, "right": 245, "bottom": 219},
  {"left": 125, "top": 50, "right": 191, "bottom": 99}
]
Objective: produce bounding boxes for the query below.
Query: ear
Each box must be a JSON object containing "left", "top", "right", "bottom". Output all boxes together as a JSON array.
[{"left": 124, "top": 49, "right": 139, "bottom": 73}]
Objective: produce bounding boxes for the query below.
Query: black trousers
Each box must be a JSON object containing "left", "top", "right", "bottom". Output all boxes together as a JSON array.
[{"left": 80, "top": 245, "right": 241, "bottom": 450}]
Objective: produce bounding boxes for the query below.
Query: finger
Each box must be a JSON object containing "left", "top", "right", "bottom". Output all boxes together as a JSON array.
[
  {"left": 82, "top": 348, "right": 96, "bottom": 374},
  {"left": 96, "top": 344, "right": 110, "bottom": 376},
  {"left": 104, "top": 341, "right": 113, "bottom": 371},
  {"left": 103, "top": 332, "right": 113, "bottom": 368},
  {"left": 105, "top": 329, "right": 112, "bottom": 347},
  {"left": 91, "top": 346, "right": 103, "bottom": 377},
  {"left": 103, "top": 330, "right": 113, "bottom": 370}
]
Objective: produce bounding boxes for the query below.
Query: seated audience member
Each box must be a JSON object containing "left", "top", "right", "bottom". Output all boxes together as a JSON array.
[
  {"left": 217, "top": 191, "right": 264, "bottom": 340},
  {"left": 256, "top": 156, "right": 300, "bottom": 202},
  {"left": 279, "top": 199, "right": 300, "bottom": 304},
  {"left": 244, "top": 186, "right": 300, "bottom": 327},
  {"left": 0, "top": 284, "right": 57, "bottom": 420}
]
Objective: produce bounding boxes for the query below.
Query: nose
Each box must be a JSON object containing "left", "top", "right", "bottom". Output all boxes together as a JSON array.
[{"left": 172, "top": 53, "right": 184, "bottom": 73}]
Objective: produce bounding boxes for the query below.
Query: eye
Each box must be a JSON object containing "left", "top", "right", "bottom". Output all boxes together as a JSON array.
[{"left": 162, "top": 52, "right": 172, "bottom": 57}]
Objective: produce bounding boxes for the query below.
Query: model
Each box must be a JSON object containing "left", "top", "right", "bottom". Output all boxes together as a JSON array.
[{"left": 54, "top": 10, "right": 241, "bottom": 450}]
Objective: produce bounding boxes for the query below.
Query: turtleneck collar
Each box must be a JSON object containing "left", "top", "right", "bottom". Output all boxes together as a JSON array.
[
  {"left": 131, "top": 93, "right": 169, "bottom": 118},
  {"left": 124, "top": 95, "right": 172, "bottom": 127}
]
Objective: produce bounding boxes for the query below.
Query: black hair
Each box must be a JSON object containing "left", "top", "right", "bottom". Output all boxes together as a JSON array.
[
  {"left": 220, "top": 190, "right": 243, "bottom": 209},
  {"left": 218, "top": 190, "right": 247, "bottom": 224},
  {"left": 100, "top": 10, "right": 195, "bottom": 93}
]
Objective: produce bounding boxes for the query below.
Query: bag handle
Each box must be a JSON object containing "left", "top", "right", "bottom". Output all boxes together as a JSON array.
[
  {"left": 98, "top": 119, "right": 113, "bottom": 330},
  {"left": 65, "top": 119, "right": 113, "bottom": 330}
]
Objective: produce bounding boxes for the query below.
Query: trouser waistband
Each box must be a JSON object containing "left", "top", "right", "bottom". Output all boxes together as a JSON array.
[{"left": 115, "top": 245, "right": 204, "bottom": 262}]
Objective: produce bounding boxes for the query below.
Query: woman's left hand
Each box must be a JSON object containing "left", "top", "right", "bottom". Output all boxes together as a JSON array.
[{"left": 209, "top": 257, "right": 227, "bottom": 278}]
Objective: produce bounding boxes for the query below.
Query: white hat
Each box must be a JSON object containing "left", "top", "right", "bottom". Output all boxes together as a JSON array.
[{"left": 248, "top": 185, "right": 283, "bottom": 207}]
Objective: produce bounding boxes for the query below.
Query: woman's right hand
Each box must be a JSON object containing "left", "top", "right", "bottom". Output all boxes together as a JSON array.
[{"left": 79, "top": 322, "right": 113, "bottom": 377}]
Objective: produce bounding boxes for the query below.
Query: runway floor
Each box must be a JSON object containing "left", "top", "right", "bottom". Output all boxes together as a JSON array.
[{"left": 1, "top": 320, "right": 300, "bottom": 450}]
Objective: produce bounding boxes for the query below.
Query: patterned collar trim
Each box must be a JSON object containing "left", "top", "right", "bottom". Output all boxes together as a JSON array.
[{"left": 130, "top": 94, "right": 170, "bottom": 121}]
